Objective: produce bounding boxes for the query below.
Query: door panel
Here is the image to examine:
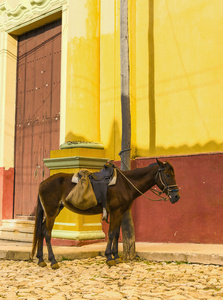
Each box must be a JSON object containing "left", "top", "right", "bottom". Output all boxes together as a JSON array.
[{"left": 14, "top": 20, "right": 61, "bottom": 218}]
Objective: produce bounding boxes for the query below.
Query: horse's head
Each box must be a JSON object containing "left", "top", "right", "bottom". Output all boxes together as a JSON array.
[{"left": 156, "top": 159, "right": 180, "bottom": 204}]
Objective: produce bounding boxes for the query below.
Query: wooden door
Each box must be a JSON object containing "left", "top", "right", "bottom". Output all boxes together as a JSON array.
[{"left": 14, "top": 20, "right": 61, "bottom": 218}]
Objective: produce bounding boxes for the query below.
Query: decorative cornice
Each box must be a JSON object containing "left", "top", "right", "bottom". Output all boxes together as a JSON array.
[
  {"left": 0, "top": 3, "right": 6, "bottom": 13},
  {"left": 43, "top": 156, "right": 109, "bottom": 170},
  {"left": 30, "top": 0, "right": 48, "bottom": 6},
  {"left": 0, "top": 0, "right": 67, "bottom": 32},
  {"left": 6, "top": 4, "right": 26, "bottom": 18}
]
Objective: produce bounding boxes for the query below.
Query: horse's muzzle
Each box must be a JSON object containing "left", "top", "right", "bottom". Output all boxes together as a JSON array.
[{"left": 169, "top": 191, "right": 180, "bottom": 204}]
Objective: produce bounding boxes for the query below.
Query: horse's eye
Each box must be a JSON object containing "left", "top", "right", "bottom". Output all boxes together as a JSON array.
[{"left": 166, "top": 174, "right": 170, "bottom": 178}]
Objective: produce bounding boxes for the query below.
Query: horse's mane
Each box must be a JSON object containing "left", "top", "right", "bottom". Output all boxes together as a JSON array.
[{"left": 148, "top": 162, "right": 157, "bottom": 168}]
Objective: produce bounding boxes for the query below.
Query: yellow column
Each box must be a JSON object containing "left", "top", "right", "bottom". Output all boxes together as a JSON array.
[
  {"left": 52, "top": 1, "right": 103, "bottom": 242},
  {"left": 64, "top": 0, "right": 100, "bottom": 143},
  {"left": 0, "top": 32, "right": 17, "bottom": 169}
]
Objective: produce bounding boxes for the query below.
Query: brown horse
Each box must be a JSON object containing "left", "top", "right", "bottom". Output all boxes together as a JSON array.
[{"left": 31, "top": 159, "right": 180, "bottom": 269}]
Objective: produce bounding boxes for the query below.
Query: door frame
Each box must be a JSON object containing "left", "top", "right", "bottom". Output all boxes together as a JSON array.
[
  {"left": 14, "top": 19, "right": 62, "bottom": 218},
  {"left": 0, "top": 1, "right": 68, "bottom": 221}
]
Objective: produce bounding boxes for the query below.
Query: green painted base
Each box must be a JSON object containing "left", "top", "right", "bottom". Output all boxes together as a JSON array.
[
  {"left": 52, "top": 229, "right": 105, "bottom": 240},
  {"left": 44, "top": 156, "right": 109, "bottom": 169}
]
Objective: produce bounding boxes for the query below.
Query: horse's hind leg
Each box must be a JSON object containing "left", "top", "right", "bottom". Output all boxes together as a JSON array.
[
  {"left": 43, "top": 216, "right": 59, "bottom": 269},
  {"left": 111, "top": 212, "right": 123, "bottom": 263},
  {"left": 105, "top": 231, "right": 115, "bottom": 266},
  {"left": 36, "top": 233, "right": 47, "bottom": 267}
]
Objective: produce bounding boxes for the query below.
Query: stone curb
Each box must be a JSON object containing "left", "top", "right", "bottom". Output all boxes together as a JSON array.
[
  {"left": 1, "top": 242, "right": 223, "bottom": 266},
  {"left": 138, "top": 251, "right": 223, "bottom": 266}
]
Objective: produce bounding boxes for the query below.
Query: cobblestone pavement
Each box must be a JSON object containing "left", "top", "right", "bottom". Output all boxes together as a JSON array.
[{"left": 0, "top": 257, "right": 223, "bottom": 299}]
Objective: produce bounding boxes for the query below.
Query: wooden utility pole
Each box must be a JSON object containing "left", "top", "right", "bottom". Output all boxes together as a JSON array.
[{"left": 120, "top": 0, "right": 136, "bottom": 261}]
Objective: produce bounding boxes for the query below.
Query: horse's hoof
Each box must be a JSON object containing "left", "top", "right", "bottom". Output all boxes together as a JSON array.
[
  {"left": 106, "top": 259, "right": 116, "bottom": 267},
  {"left": 51, "top": 263, "right": 60, "bottom": 270},
  {"left": 115, "top": 257, "right": 123, "bottom": 264},
  {"left": 38, "top": 261, "right": 47, "bottom": 268}
]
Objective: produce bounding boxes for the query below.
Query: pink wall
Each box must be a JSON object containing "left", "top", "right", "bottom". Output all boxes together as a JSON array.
[
  {"left": 131, "top": 154, "right": 223, "bottom": 244},
  {"left": 2, "top": 154, "right": 223, "bottom": 245},
  {"left": 0, "top": 167, "right": 14, "bottom": 222}
]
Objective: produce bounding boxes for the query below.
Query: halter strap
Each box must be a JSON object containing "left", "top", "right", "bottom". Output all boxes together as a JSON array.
[{"left": 115, "top": 167, "right": 169, "bottom": 202}]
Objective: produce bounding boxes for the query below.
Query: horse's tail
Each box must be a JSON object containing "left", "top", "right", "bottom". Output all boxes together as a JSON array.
[{"left": 31, "top": 194, "right": 44, "bottom": 260}]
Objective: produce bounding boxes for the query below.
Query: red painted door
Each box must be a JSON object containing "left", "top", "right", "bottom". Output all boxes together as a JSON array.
[{"left": 14, "top": 20, "right": 61, "bottom": 218}]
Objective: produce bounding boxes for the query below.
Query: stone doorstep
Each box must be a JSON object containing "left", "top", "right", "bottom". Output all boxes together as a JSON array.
[
  {"left": 0, "top": 219, "right": 34, "bottom": 243},
  {"left": 2, "top": 219, "right": 34, "bottom": 229},
  {"left": 0, "top": 229, "right": 33, "bottom": 243}
]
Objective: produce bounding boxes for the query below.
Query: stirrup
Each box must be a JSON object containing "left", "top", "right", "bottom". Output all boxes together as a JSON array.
[{"left": 102, "top": 208, "right": 108, "bottom": 222}]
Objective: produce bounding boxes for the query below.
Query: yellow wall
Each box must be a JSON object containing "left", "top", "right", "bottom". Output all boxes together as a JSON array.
[
  {"left": 1, "top": 0, "right": 223, "bottom": 167},
  {"left": 99, "top": 0, "right": 223, "bottom": 159},
  {"left": 132, "top": 0, "right": 223, "bottom": 157}
]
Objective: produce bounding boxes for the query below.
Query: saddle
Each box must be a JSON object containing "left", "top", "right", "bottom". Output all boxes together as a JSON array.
[
  {"left": 89, "top": 162, "right": 116, "bottom": 207},
  {"left": 65, "top": 162, "right": 117, "bottom": 216}
]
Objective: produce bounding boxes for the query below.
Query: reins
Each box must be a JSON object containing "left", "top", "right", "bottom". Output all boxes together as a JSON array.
[{"left": 115, "top": 166, "right": 169, "bottom": 202}]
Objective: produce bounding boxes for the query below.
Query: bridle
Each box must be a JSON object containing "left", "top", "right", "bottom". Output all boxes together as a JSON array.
[
  {"left": 116, "top": 166, "right": 179, "bottom": 202},
  {"left": 154, "top": 167, "right": 179, "bottom": 197}
]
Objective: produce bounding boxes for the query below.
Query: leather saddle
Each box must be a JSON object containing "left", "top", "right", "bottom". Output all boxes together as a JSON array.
[
  {"left": 71, "top": 162, "right": 117, "bottom": 187},
  {"left": 90, "top": 162, "right": 114, "bottom": 181}
]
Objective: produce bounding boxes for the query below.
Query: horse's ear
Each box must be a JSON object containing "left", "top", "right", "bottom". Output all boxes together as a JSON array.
[{"left": 156, "top": 159, "right": 165, "bottom": 168}]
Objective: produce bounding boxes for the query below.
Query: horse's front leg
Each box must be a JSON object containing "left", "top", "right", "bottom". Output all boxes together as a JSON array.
[
  {"left": 105, "top": 231, "right": 115, "bottom": 266},
  {"left": 111, "top": 226, "right": 122, "bottom": 263},
  {"left": 105, "top": 209, "right": 123, "bottom": 266},
  {"left": 43, "top": 217, "right": 59, "bottom": 269}
]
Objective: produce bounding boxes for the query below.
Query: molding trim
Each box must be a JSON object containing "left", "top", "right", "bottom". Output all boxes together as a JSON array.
[
  {"left": 135, "top": 152, "right": 223, "bottom": 160},
  {"left": 0, "top": 0, "right": 67, "bottom": 33},
  {"left": 44, "top": 156, "right": 109, "bottom": 170},
  {"left": 60, "top": 142, "right": 104, "bottom": 150}
]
